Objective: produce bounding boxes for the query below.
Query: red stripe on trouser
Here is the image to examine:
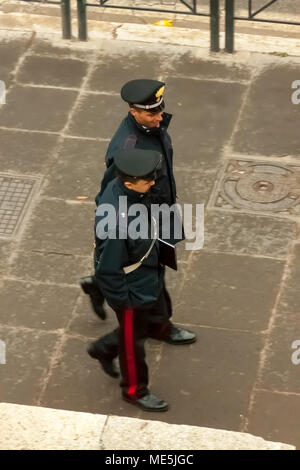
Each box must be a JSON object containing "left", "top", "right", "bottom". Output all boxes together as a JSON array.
[{"left": 124, "top": 309, "right": 137, "bottom": 398}]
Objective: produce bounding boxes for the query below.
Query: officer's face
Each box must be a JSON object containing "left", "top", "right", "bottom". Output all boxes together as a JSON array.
[
  {"left": 130, "top": 109, "right": 163, "bottom": 128},
  {"left": 125, "top": 179, "right": 155, "bottom": 193}
]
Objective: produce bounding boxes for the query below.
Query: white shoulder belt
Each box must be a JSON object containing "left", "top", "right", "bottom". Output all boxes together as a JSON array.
[{"left": 123, "top": 217, "right": 158, "bottom": 274}]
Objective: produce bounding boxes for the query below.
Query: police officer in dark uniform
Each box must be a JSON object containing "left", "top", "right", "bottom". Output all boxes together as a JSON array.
[
  {"left": 82, "top": 79, "right": 185, "bottom": 323},
  {"left": 97, "top": 79, "right": 177, "bottom": 208},
  {"left": 88, "top": 148, "right": 196, "bottom": 411}
]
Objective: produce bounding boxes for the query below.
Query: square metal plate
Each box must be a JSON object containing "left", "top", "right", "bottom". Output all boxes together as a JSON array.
[{"left": 0, "top": 174, "right": 40, "bottom": 239}]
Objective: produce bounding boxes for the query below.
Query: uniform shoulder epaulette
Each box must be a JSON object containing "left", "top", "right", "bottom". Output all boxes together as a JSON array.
[{"left": 123, "top": 134, "right": 138, "bottom": 149}]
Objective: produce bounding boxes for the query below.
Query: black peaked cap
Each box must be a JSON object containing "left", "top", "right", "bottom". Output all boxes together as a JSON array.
[
  {"left": 114, "top": 148, "right": 162, "bottom": 178},
  {"left": 121, "top": 79, "right": 165, "bottom": 105}
]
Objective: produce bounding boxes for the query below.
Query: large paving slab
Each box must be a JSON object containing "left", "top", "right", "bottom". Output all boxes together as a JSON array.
[
  {"left": 256, "top": 246, "right": 300, "bottom": 394},
  {"left": 30, "top": 37, "right": 97, "bottom": 61},
  {"left": 68, "top": 93, "right": 126, "bottom": 139},
  {"left": 165, "top": 51, "right": 251, "bottom": 81},
  {"left": 9, "top": 251, "right": 92, "bottom": 285},
  {"left": 247, "top": 390, "right": 300, "bottom": 448},
  {"left": 148, "top": 324, "right": 262, "bottom": 430},
  {"left": 0, "top": 325, "right": 58, "bottom": 405},
  {"left": 232, "top": 64, "right": 300, "bottom": 157},
  {"left": 258, "top": 310, "right": 300, "bottom": 394},
  {"left": 39, "top": 335, "right": 161, "bottom": 417},
  {"left": 165, "top": 77, "right": 246, "bottom": 165},
  {"left": 172, "top": 250, "right": 284, "bottom": 331},
  {"left": 67, "top": 292, "right": 118, "bottom": 338},
  {"left": 174, "top": 166, "right": 219, "bottom": 206},
  {"left": 39, "top": 335, "right": 123, "bottom": 415},
  {"left": 277, "top": 244, "right": 300, "bottom": 313},
  {"left": 42, "top": 137, "right": 108, "bottom": 200},
  {"left": 0, "top": 279, "right": 79, "bottom": 331},
  {"left": 87, "top": 40, "right": 169, "bottom": 93},
  {"left": 16, "top": 55, "right": 89, "bottom": 88},
  {"left": 203, "top": 211, "right": 297, "bottom": 259},
  {"left": 18, "top": 199, "right": 95, "bottom": 257},
  {"left": 0, "top": 85, "right": 78, "bottom": 132},
  {"left": 0, "top": 34, "right": 32, "bottom": 86},
  {"left": 0, "top": 129, "right": 59, "bottom": 174},
  {"left": 88, "top": 39, "right": 251, "bottom": 89},
  {"left": 173, "top": 145, "right": 221, "bottom": 173}
]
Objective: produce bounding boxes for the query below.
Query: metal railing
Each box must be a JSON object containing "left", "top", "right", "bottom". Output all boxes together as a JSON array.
[
  {"left": 16, "top": 0, "right": 300, "bottom": 52},
  {"left": 77, "top": 0, "right": 220, "bottom": 52},
  {"left": 21, "top": 0, "right": 72, "bottom": 38},
  {"left": 225, "top": 0, "right": 300, "bottom": 53},
  {"left": 244, "top": 0, "right": 300, "bottom": 26}
]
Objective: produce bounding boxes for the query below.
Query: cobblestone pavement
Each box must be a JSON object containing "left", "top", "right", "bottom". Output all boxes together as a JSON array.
[{"left": 0, "top": 20, "right": 300, "bottom": 448}]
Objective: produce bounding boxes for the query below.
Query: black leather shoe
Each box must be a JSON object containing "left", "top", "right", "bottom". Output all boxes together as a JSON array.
[
  {"left": 80, "top": 276, "right": 107, "bottom": 320},
  {"left": 87, "top": 343, "right": 119, "bottom": 378},
  {"left": 123, "top": 393, "right": 169, "bottom": 412},
  {"left": 163, "top": 325, "right": 197, "bottom": 345}
]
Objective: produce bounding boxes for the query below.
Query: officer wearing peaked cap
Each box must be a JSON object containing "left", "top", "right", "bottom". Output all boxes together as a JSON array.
[
  {"left": 81, "top": 79, "right": 175, "bottom": 319},
  {"left": 121, "top": 79, "right": 166, "bottom": 113},
  {"left": 97, "top": 79, "right": 177, "bottom": 208},
  {"left": 114, "top": 147, "right": 162, "bottom": 178},
  {"left": 87, "top": 148, "right": 196, "bottom": 412},
  {"left": 82, "top": 79, "right": 183, "bottom": 317}
]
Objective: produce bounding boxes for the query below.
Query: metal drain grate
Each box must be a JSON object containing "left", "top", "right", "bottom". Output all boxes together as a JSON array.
[
  {"left": 209, "top": 159, "right": 300, "bottom": 217},
  {"left": 0, "top": 174, "right": 39, "bottom": 238}
]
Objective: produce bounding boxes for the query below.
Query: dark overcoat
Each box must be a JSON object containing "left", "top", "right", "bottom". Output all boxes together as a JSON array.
[
  {"left": 95, "top": 112, "right": 183, "bottom": 244},
  {"left": 94, "top": 178, "right": 164, "bottom": 312}
]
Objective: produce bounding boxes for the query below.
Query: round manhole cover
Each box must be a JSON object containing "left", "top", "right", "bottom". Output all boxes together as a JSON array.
[
  {"left": 236, "top": 173, "right": 290, "bottom": 204},
  {"left": 217, "top": 161, "right": 300, "bottom": 214}
]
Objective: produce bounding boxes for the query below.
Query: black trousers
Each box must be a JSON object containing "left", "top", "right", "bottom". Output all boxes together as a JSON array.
[{"left": 92, "top": 286, "right": 172, "bottom": 399}]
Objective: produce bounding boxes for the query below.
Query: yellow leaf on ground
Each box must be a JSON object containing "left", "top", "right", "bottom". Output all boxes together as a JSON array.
[{"left": 154, "top": 20, "right": 173, "bottom": 27}]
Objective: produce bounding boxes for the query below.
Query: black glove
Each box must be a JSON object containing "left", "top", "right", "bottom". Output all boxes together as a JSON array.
[{"left": 80, "top": 276, "right": 107, "bottom": 320}]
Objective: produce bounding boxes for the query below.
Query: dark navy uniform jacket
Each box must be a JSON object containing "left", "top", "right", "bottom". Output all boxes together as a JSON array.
[
  {"left": 95, "top": 112, "right": 177, "bottom": 206},
  {"left": 94, "top": 178, "right": 164, "bottom": 313},
  {"left": 95, "top": 112, "right": 184, "bottom": 245}
]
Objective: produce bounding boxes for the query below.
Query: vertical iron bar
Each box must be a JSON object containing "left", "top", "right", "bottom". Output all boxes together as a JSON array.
[
  {"left": 210, "top": 0, "right": 220, "bottom": 52},
  {"left": 193, "top": 0, "right": 197, "bottom": 14},
  {"left": 225, "top": 0, "right": 234, "bottom": 53},
  {"left": 249, "top": 0, "right": 252, "bottom": 18},
  {"left": 61, "top": 0, "right": 71, "bottom": 39},
  {"left": 77, "top": 0, "right": 87, "bottom": 41}
]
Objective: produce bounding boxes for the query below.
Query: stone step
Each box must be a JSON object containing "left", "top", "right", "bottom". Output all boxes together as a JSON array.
[{"left": 0, "top": 402, "right": 295, "bottom": 450}]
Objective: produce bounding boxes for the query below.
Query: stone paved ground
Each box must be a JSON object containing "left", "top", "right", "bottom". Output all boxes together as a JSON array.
[{"left": 0, "top": 18, "right": 300, "bottom": 448}]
